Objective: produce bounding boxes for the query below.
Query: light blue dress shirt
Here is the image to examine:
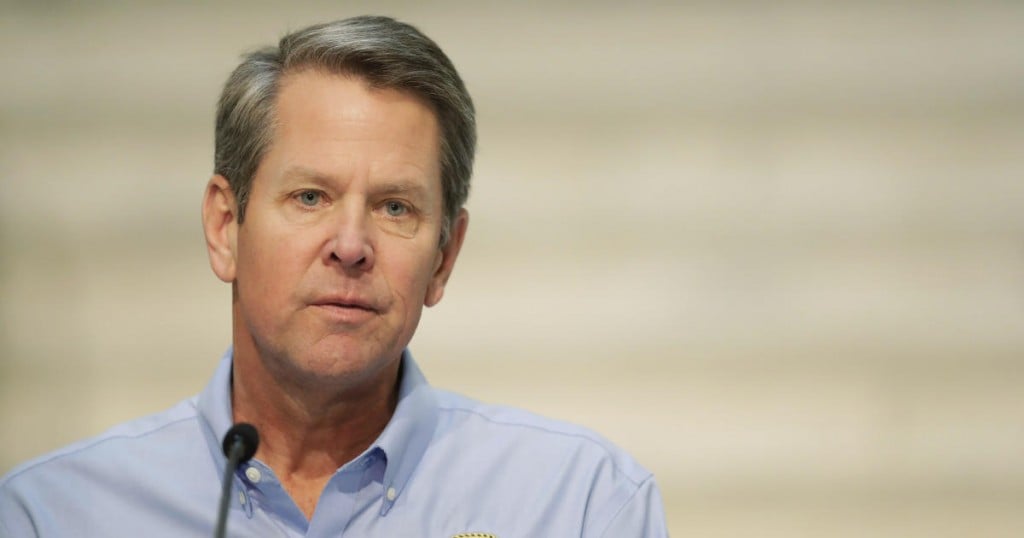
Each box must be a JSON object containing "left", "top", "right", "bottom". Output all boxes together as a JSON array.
[{"left": 1, "top": 349, "right": 668, "bottom": 537}]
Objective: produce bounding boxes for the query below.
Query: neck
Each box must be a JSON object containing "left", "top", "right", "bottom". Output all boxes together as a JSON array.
[{"left": 229, "top": 337, "right": 401, "bottom": 518}]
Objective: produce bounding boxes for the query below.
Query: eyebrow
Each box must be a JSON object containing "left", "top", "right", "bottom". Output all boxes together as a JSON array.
[
  {"left": 281, "top": 165, "right": 432, "bottom": 199},
  {"left": 373, "top": 181, "right": 429, "bottom": 198},
  {"left": 281, "top": 165, "right": 335, "bottom": 184}
]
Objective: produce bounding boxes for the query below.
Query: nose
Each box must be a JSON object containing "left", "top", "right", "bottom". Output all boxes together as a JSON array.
[{"left": 325, "top": 204, "right": 374, "bottom": 271}]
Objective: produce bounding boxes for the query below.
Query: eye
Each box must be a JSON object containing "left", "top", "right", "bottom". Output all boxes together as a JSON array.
[
  {"left": 297, "top": 190, "right": 321, "bottom": 206},
  {"left": 384, "top": 200, "right": 409, "bottom": 217}
]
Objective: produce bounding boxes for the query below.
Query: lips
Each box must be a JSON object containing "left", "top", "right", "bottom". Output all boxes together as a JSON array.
[{"left": 310, "top": 295, "right": 379, "bottom": 312}]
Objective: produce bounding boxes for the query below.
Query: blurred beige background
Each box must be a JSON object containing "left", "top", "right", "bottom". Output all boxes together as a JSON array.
[{"left": 2, "top": 1, "right": 1023, "bottom": 536}]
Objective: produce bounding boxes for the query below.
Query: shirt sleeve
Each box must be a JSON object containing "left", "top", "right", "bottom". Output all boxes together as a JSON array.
[{"left": 593, "top": 475, "right": 670, "bottom": 538}]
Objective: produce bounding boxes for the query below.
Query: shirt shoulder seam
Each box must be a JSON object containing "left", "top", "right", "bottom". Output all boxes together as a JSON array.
[
  {"left": 1, "top": 412, "right": 198, "bottom": 486},
  {"left": 437, "top": 404, "right": 649, "bottom": 487}
]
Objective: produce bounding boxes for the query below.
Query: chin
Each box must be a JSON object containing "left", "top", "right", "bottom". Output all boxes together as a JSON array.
[{"left": 281, "top": 339, "right": 401, "bottom": 389}]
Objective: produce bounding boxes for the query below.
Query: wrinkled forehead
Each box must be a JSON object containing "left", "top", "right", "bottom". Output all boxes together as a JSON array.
[
  {"left": 271, "top": 67, "right": 444, "bottom": 168},
  {"left": 255, "top": 70, "right": 443, "bottom": 196},
  {"left": 278, "top": 66, "right": 443, "bottom": 129}
]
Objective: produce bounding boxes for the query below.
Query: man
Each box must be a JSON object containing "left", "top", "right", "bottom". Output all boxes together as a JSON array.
[{"left": 1, "top": 16, "right": 667, "bottom": 537}]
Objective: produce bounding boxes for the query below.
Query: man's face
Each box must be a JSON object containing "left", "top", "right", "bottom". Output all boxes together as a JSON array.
[{"left": 207, "top": 70, "right": 465, "bottom": 390}]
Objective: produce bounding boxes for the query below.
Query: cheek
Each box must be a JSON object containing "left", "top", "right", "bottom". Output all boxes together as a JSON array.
[
  {"left": 237, "top": 226, "right": 315, "bottom": 302},
  {"left": 385, "top": 249, "right": 440, "bottom": 308}
]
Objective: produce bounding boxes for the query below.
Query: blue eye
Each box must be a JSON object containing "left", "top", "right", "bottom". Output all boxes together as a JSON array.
[
  {"left": 384, "top": 201, "right": 408, "bottom": 217},
  {"left": 298, "top": 191, "right": 321, "bottom": 206}
]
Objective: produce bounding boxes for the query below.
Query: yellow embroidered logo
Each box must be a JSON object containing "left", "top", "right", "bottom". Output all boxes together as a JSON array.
[{"left": 451, "top": 534, "right": 497, "bottom": 538}]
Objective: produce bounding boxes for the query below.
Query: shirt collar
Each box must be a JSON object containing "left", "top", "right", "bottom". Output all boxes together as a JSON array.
[
  {"left": 196, "top": 347, "right": 236, "bottom": 479},
  {"left": 196, "top": 347, "right": 439, "bottom": 512},
  {"left": 371, "top": 349, "right": 438, "bottom": 512}
]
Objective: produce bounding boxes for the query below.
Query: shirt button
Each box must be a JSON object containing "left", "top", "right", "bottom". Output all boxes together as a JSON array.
[
  {"left": 386, "top": 487, "right": 397, "bottom": 501},
  {"left": 238, "top": 492, "right": 247, "bottom": 505},
  {"left": 245, "top": 467, "right": 262, "bottom": 483}
]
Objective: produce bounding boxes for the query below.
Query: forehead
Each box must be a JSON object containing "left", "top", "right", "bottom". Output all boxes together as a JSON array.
[
  {"left": 262, "top": 69, "right": 443, "bottom": 185},
  {"left": 275, "top": 69, "right": 439, "bottom": 146}
]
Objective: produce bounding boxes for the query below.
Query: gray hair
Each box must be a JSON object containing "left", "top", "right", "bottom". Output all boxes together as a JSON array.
[{"left": 214, "top": 16, "right": 476, "bottom": 245}]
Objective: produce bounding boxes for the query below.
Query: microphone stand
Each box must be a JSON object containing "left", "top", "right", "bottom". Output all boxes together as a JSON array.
[{"left": 214, "top": 424, "right": 259, "bottom": 538}]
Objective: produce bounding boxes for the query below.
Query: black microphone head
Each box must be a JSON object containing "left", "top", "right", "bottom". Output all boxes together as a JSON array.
[{"left": 221, "top": 423, "right": 259, "bottom": 463}]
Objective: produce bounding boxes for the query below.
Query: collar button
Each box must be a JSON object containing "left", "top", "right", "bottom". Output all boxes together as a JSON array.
[{"left": 244, "top": 467, "right": 262, "bottom": 483}]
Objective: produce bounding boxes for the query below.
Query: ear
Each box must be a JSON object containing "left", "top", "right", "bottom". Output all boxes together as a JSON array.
[
  {"left": 201, "top": 174, "right": 239, "bottom": 283},
  {"left": 425, "top": 209, "right": 469, "bottom": 307}
]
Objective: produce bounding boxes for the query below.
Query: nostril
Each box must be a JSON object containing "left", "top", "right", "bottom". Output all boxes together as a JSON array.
[
  {"left": 329, "top": 250, "right": 369, "bottom": 269},
  {"left": 327, "top": 234, "right": 373, "bottom": 269}
]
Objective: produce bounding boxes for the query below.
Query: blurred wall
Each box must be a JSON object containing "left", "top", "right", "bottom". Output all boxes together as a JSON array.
[{"left": 2, "top": 1, "right": 1023, "bottom": 536}]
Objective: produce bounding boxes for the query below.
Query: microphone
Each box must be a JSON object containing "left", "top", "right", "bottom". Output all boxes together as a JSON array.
[{"left": 214, "top": 423, "right": 259, "bottom": 538}]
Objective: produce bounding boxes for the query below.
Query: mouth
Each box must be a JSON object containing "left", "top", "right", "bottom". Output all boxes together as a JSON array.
[
  {"left": 311, "top": 301, "right": 377, "bottom": 325},
  {"left": 316, "top": 301, "right": 374, "bottom": 311},
  {"left": 311, "top": 297, "right": 379, "bottom": 314}
]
